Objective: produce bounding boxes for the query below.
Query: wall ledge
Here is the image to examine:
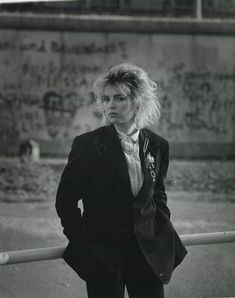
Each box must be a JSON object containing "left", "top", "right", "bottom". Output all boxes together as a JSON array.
[
  {"left": 0, "top": 140, "right": 234, "bottom": 159},
  {"left": 0, "top": 13, "right": 235, "bottom": 35}
]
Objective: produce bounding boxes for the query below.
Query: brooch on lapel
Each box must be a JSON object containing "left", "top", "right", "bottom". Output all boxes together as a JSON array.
[
  {"left": 143, "top": 138, "right": 156, "bottom": 182},
  {"left": 145, "top": 152, "right": 156, "bottom": 182}
]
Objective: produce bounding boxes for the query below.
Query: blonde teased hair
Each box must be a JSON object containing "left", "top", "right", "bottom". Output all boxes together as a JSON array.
[{"left": 93, "top": 63, "right": 161, "bottom": 129}]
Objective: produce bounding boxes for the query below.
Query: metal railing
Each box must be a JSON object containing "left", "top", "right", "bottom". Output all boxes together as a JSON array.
[{"left": 0, "top": 231, "right": 235, "bottom": 266}]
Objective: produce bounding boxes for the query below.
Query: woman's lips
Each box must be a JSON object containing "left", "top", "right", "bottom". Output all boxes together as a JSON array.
[{"left": 109, "top": 112, "right": 118, "bottom": 117}]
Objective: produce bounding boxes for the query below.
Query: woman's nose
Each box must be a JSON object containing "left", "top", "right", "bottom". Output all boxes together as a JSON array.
[{"left": 108, "top": 98, "right": 116, "bottom": 109}]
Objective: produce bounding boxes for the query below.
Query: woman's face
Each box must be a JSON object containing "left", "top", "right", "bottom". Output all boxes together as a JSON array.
[{"left": 101, "top": 85, "right": 136, "bottom": 127}]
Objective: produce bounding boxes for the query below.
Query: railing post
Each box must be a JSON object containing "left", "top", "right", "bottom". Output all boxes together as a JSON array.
[{"left": 196, "top": 0, "right": 202, "bottom": 20}]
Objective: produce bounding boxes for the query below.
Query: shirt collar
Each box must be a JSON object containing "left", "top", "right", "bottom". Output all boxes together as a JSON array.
[{"left": 115, "top": 126, "right": 140, "bottom": 144}]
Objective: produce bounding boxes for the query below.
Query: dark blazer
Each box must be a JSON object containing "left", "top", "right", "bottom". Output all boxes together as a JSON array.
[{"left": 55, "top": 124, "right": 187, "bottom": 284}]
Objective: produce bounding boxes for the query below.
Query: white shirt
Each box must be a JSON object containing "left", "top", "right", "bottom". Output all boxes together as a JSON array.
[{"left": 115, "top": 127, "right": 144, "bottom": 197}]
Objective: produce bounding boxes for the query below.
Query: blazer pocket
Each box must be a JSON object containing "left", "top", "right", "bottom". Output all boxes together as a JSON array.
[{"left": 63, "top": 237, "right": 113, "bottom": 281}]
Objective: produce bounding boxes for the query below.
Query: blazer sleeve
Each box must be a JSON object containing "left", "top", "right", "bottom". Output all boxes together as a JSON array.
[
  {"left": 153, "top": 140, "right": 171, "bottom": 219},
  {"left": 55, "top": 136, "right": 89, "bottom": 241}
]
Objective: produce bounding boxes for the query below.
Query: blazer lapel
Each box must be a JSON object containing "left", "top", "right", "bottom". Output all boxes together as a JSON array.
[{"left": 139, "top": 129, "right": 160, "bottom": 188}]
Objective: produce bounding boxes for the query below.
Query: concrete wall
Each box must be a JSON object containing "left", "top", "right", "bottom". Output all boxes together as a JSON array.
[{"left": 0, "top": 16, "right": 234, "bottom": 158}]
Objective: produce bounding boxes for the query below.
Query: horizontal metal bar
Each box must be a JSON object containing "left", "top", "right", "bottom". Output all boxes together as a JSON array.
[
  {"left": 180, "top": 231, "right": 235, "bottom": 246},
  {"left": 0, "top": 231, "right": 235, "bottom": 266},
  {"left": 0, "top": 246, "right": 65, "bottom": 265}
]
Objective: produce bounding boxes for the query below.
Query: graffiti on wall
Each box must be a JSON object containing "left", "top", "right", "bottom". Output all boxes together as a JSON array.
[
  {"left": 0, "top": 87, "right": 99, "bottom": 139},
  {"left": 0, "top": 91, "right": 43, "bottom": 139},
  {"left": 20, "top": 62, "right": 101, "bottom": 89},
  {"left": 0, "top": 39, "right": 127, "bottom": 56},
  {"left": 158, "top": 63, "right": 235, "bottom": 139},
  {"left": 41, "top": 90, "right": 98, "bottom": 138},
  {"left": 0, "top": 36, "right": 128, "bottom": 139},
  {"left": 0, "top": 33, "right": 234, "bottom": 143}
]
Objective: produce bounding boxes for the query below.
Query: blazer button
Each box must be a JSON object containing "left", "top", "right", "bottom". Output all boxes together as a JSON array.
[
  {"left": 136, "top": 208, "right": 143, "bottom": 216},
  {"left": 159, "top": 273, "right": 167, "bottom": 282}
]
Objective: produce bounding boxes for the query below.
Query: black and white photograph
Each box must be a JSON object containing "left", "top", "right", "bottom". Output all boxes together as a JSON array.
[{"left": 0, "top": 1, "right": 235, "bottom": 297}]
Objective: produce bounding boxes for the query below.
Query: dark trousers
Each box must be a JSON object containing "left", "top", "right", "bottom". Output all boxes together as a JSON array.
[{"left": 86, "top": 235, "right": 164, "bottom": 298}]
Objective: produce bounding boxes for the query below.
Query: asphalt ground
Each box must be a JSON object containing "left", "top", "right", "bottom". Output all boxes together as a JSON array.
[
  {"left": 0, "top": 159, "right": 235, "bottom": 298},
  {"left": 0, "top": 194, "right": 235, "bottom": 298}
]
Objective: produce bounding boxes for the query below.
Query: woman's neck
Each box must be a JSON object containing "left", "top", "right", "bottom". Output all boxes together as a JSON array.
[{"left": 114, "top": 120, "right": 138, "bottom": 136}]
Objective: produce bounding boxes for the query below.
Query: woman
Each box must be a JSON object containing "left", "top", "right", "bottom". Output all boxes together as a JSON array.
[{"left": 56, "top": 63, "right": 187, "bottom": 298}]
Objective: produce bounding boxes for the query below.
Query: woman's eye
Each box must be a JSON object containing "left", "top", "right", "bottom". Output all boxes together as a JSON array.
[
  {"left": 102, "top": 96, "right": 110, "bottom": 102},
  {"left": 115, "top": 96, "right": 126, "bottom": 102}
]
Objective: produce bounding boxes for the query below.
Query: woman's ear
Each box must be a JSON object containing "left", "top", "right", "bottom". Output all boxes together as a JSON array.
[{"left": 134, "top": 100, "right": 140, "bottom": 112}]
